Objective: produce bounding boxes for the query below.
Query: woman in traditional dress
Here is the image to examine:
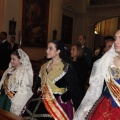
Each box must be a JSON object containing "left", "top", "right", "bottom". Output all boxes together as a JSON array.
[
  {"left": 21, "top": 40, "right": 80, "bottom": 120},
  {"left": 0, "top": 49, "right": 33, "bottom": 115},
  {"left": 73, "top": 30, "right": 120, "bottom": 120}
]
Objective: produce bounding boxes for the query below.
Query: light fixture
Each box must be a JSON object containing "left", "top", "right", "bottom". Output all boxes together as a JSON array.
[{"left": 94, "top": 27, "right": 98, "bottom": 34}]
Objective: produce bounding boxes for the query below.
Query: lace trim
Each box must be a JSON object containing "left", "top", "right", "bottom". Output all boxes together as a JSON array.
[
  {"left": 52, "top": 64, "right": 69, "bottom": 83},
  {"left": 46, "top": 60, "right": 69, "bottom": 84},
  {"left": 53, "top": 71, "right": 66, "bottom": 83},
  {"left": 85, "top": 95, "right": 102, "bottom": 120}
]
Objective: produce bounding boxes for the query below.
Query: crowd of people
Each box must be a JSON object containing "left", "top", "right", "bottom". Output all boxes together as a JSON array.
[{"left": 0, "top": 29, "right": 119, "bottom": 120}]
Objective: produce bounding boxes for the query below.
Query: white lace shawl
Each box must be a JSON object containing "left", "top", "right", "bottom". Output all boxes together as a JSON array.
[
  {"left": 73, "top": 45, "right": 118, "bottom": 120},
  {"left": 0, "top": 49, "right": 33, "bottom": 115}
]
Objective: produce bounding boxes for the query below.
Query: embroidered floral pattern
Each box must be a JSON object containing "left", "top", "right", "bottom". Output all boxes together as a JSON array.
[{"left": 111, "top": 67, "right": 120, "bottom": 80}]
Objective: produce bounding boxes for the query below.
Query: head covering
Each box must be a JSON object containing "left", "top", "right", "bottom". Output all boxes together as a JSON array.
[
  {"left": 9, "top": 49, "right": 32, "bottom": 71},
  {"left": 91, "top": 44, "right": 117, "bottom": 79},
  {"left": 73, "top": 44, "right": 118, "bottom": 120},
  {"left": 0, "top": 48, "right": 33, "bottom": 88},
  {"left": 0, "top": 49, "right": 33, "bottom": 115}
]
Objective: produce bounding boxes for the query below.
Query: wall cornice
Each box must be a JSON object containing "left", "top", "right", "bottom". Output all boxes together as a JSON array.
[
  {"left": 87, "top": 4, "right": 120, "bottom": 16},
  {"left": 87, "top": 4, "right": 120, "bottom": 25}
]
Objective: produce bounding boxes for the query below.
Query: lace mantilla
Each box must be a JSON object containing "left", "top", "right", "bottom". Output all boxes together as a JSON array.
[{"left": 0, "top": 49, "right": 33, "bottom": 115}]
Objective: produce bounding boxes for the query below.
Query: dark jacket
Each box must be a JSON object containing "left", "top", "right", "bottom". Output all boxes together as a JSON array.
[
  {"left": 72, "top": 57, "right": 88, "bottom": 101},
  {"left": 83, "top": 46, "right": 92, "bottom": 68},
  {"left": 11, "top": 43, "right": 19, "bottom": 53},
  {"left": 34, "top": 63, "right": 81, "bottom": 110},
  {"left": 0, "top": 41, "right": 11, "bottom": 70}
]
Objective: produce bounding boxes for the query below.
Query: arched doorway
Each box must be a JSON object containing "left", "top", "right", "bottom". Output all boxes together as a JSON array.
[{"left": 94, "top": 17, "right": 120, "bottom": 49}]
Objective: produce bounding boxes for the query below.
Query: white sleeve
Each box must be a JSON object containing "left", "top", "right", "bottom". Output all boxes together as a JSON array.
[
  {"left": 10, "top": 69, "right": 33, "bottom": 115},
  {"left": 73, "top": 61, "right": 105, "bottom": 120},
  {"left": 74, "top": 44, "right": 117, "bottom": 120},
  {"left": 0, "top": 70, "right": 8, "bottom": 90}
]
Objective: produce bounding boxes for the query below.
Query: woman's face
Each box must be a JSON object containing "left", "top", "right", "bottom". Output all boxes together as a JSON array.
[
  {"left": 70, "top": 45, "right": 78, "bottom": 59},
  {"left": 46, "top": 42, "right": 60, "bottom": 59},
  {"left": 10, "top": 54, "right": 21, "bottom": 68},
  {"left": 114, "top": 30, "right": 120, "bottom": 54}
]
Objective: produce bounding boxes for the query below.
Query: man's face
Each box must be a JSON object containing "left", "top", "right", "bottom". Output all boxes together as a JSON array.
[
  {"left": 114, "top": 30, "right": 120, "bottom": 54},
  {"left": 10, "top": 37, "right": 15, "bottom": 43},
  {"left": 78, "top": 35, "right": 85, "bottom": 46},
  {"left": 104, "top": 40, "right": 114, "bottom": 53},
  {"left": 0, "top": 32, "right": 7, "bottom": 41}
]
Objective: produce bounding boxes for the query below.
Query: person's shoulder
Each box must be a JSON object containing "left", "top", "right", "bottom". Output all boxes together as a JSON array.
[
  {"left": 77, "top": 56, "right": 85, "bottom": 61},
  {"left": 84, "top": 46, "right": 91, "bottom": 51},
  {"left": 77, "top": 57, "right": 88, "bottom": 64},
  {"left": 3, "top": 40, "right": 9, "bottom": 44},
  {"left": 15, "top": 43, "right": 19, "bottom": 46},
  {"left": 5, "top": 41, "right": 11, "bottom": 45},
  {"left": 14, "top": 43, "right": 19, "bottom": 47},
  {"left": 4, "top": 41, "right": 11, "bottom": 49},
  {"left": 84, "top": 46, "right": 92, "bottom": 55}
]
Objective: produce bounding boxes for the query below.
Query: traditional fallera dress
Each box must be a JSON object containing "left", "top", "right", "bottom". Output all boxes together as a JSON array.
[
  {"left": 0, "top": 49, "right": 33, "bottom": 115},
  {"left": 73, "top": 45, "right": 120, "bottom": 120},
  {"left": 21, "top": 60, "right": 80, "bottom": 120},
  {"left": 86, "top": 65, "right": 120, "bottom": 120}
]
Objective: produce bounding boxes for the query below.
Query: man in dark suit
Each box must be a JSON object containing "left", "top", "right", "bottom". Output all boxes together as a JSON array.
[
  {"left": 10, "top": 36, "right": 19, "bottom": 53},
  {"left": 78, "top": 35, "right": 92, "bottom": 68},
  {"left": 0, "top": 32, "right": 11, "bottom": 70}
]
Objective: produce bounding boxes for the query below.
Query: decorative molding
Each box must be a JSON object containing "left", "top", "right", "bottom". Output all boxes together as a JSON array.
[
  {"left": 87, "top": 4, "right": 120, "bottom": 25},
  {"left": 90, "top": 0, "right": 120, "bottom": 5},
  {"left": 62, "top": 0, "right": 75, "bottom": 13}
]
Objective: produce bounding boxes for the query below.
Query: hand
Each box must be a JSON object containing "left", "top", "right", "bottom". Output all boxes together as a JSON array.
[
  {"left": 7, "top": 91, "right": 15, "bottom": 98},
  {"left": 5, "top": 89, "right": 15, "bottom": 98},
  {"left": 84, "top": 111, "right": 88, "bottom": 118}
]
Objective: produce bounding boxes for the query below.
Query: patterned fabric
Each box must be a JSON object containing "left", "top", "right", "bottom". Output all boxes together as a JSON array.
[
  {"left": 21, "top": 92, "right": 53, "bottom": 120},
  {"left": 21, "top": 60, "right": 74, "bottom": 120},
  {"left": 105, "top": 66, "right": 120, "bottom": 107},
  {"left": 87, "top": 96, "right": 120, "bottom": 120},
  {"left": 0, "top": 49, "right": 33, "bottom": 115},
  {"left": 73, "top": 44, "right": 118, "bottom": 120},
  {"left": 21, "top": 91, "right": 73, "bottom": 120},
  {"left": 85, "top": 66, "right": 120, "bottom": 120}
]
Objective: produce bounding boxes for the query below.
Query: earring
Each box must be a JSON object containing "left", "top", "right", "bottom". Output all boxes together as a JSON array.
[{"left": 56, "top": 55, "right": 59, "bottom": 60}]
